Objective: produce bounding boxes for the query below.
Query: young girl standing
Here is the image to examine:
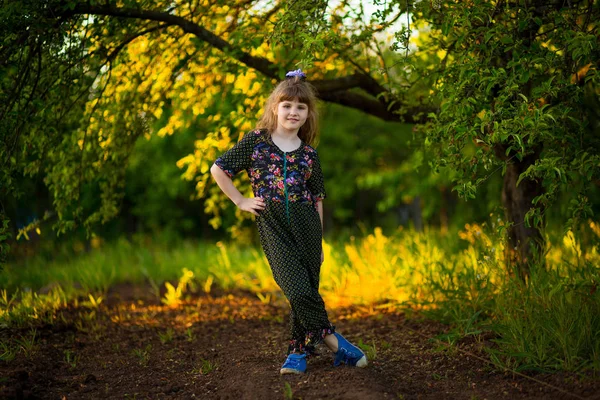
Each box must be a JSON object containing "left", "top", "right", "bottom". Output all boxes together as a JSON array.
[{"left": 210, "top": 69, "right": 367, "bottom": 375}]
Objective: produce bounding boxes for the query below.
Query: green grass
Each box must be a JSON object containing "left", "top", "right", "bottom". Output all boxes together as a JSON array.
[
  {"left": 158, "top": 328, "right": 175, "bottom": 345},
  {"left": 131, "top": 344, "right": 152, "bottom": 367},
  {"left": 63, "top": 349, "right": 79, "bottom": 369},
  {"left": 2, "top": 224, "right": 600, "bottom": 373}
]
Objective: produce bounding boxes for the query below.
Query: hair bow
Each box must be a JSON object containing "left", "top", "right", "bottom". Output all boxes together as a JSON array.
[{"left": 285, "top": 69, "right": 307, "bottom": 80}]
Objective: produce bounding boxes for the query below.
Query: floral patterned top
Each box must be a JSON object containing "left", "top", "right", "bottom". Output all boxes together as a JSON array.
[{"left": 214, "top": 129, "right": 327, "bottom": 209}]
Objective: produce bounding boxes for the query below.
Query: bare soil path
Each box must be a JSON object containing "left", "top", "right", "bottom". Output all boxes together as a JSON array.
[{"left": 1, "top": 283, "right": 598, "bottom": 399}]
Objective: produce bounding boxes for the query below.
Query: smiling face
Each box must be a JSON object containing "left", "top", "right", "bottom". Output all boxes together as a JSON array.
[{"left": 275, "top": 99, "right": 309, "bottom": 133}]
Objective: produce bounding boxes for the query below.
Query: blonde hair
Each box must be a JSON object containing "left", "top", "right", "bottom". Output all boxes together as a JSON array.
[{"left": 256, "top": 76, "right": 319, "bottom": 146}]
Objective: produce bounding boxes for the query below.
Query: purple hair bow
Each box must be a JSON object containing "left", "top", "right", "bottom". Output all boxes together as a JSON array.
[{"left": 285, "top": 69, "right": 307, "bottom": 80}]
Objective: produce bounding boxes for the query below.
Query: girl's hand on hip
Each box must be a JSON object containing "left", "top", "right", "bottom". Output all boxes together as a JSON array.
[
  {"left": 237, "top": 197, "right": 265, "bottom": 216},
  {"left": 321, "top": 249, "right": 324, "bottom": 265}
]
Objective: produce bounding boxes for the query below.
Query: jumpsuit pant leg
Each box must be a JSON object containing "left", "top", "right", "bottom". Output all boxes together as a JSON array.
[{"left": 256, "top": 200, "right": 335, "bottom": 356}]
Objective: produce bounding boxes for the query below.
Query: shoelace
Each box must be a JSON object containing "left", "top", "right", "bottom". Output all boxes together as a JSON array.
[
  {"left": 284, "top": 357, "right": 302, "bottom": 368},
  {"left": 335, "top": 347, "right": 362, "bottom": 366}
]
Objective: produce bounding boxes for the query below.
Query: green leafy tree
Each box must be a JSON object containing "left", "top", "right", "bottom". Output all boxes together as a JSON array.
[
  {"left": 396, "top": 0, "right": 600, "bottom": 276},
  {"left": 2, "top": 0, "right": 598, "bottom": 279},
  {"left": 0, "top": 0, "right": 431, "bottom": 248}
]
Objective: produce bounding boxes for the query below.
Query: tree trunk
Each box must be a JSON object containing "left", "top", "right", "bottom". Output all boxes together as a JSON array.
[
  {"left": 411, "top": 196, "right": 423, "bottom": 232},
  {"left": 440, "top": 186, "right": 449, "bottom": 235},
  {"left": 498, "top": 146, "right": 546, "bottom": 279}
]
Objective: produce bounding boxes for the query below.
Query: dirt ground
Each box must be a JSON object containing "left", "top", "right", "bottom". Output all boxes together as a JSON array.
[{"left": 1, "top": 283, "right": 599, "bottom": 400}]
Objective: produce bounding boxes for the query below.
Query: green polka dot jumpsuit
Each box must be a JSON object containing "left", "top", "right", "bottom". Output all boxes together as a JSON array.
[{"left": 215, "top": 129, "right": 335, "bottom": 355}]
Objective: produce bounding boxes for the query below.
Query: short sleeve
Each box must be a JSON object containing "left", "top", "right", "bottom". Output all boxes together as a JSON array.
[
  {"left": 307, "top": 151, "right": 327, "bottom": 202},
  {"left": 214, "top": 131, "right": 258, "bottom": 178}
]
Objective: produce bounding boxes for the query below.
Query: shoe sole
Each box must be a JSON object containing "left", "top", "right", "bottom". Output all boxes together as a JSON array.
[
  {"left": 355, "top": 356, "right": 368, "bottom": 368},
  {"left": 280, "top": 368, "right": 305, "bottom": 375}
]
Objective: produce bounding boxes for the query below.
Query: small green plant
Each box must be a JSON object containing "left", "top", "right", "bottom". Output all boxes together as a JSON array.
[
  {"left": 256, "top": 292, "right": 271, "bottom": 304},
  {"left": 158, "top": 328, "right": 175, "bottom": 344},
  {"left": 185, "top": 327, "right": 195, "bottom": 342},
  {"left": 63, "top": 349, "right": 79, "bottom": 369},
  {"left": 82, "top": 293, "right": 104, "bottom": 309},
  {"left": 14, "top": 328, "right": 38, "bottom": 358},
  {"left": 141, "top": 267, "right": 161, "bottom": 300},
  {"left": 131, "top": 344, "right": 152, "bottom": 366},
  {"left": 197, "top": 358, "right": 216, "bottom": 374},
  {"left": 283, "top": 382, "right": 293, "bottom": 400},
  {"left": 357, "top": 338, "right": 377, "bottom": 361},
  {"left": 0, "top": 289, "right": 17, "bottom": 309},
  {"left": 74, "top": 310, "right": 100, "bottom": 333},
  {"left": 0, "top": 339, "right": 17, "bottom": 362},
  {"left": 431, "top": 372, "right": 446, "bottom": 380}
]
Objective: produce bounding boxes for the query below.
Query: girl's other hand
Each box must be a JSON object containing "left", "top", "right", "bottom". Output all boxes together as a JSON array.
[
  {"left": 321, "top": 249, "right": 324, "bottom": 265},
  {"left": 236, "top": 197, "right": 266, "bottom": 216}
]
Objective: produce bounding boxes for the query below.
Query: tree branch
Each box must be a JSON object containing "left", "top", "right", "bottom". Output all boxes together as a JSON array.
[
  {"left": 58, "top": 3, "right": 433, "bottom": 122},
  {"left": 64, "top": 3, "right": 279, "bottom": 78}
]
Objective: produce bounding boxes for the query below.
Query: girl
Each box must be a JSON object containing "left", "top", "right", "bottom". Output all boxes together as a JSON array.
[{"left": 210, "top": 69, "right": 367, "bottom": 375}]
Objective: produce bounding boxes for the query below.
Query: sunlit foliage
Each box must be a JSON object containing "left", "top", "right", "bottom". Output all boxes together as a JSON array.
[{"left": 3, "top": 222, "right": 599, "bottom": 370}]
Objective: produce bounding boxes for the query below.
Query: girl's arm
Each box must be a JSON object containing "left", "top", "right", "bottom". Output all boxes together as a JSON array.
[{"left": 210, "top": 164, "right": 265, "bottom": 216}]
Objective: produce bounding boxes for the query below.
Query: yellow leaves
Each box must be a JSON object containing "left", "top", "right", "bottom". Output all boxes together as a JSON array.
[
  {"left": 192, "top": 104, "right": 205, "bottom": 116},
  {"left": 200, "top": 160, "right": 210, "bottom": 174},
  {"left": 589, "top": 220, "right": 600, "bottom": 237},
  {"left": 162, "top": 268, "right": 195, "bottom": 308},
  {"left": 177, "top": 154, "right": 195, "bottom": 168},
  {"left": 540, "top": 40, "right": 560, "bottom": 53},
  {"left": 237, "top": 120, "right": 254, "bottom": 133},
  {"left": 458, "top": 223, "right": 491, "bottom": 247},
  {"left": 562, "top": 230, "right": 582, "bottom": 258},
  {"left": 99, "top": 136, "right": 112, "bottom": 149},
  {"left": 176, "top": 154, "right": 196, "bottom": 180},
  {"left": 177, "top": 124, "right": 238, "bottom": 196},
  {"left": 234, "top": 72, "right": 253, "bottom": 93},
  {"left": 157, "top": 125, "right": 175, "bottom": 137},
  {"left": 252, "top": 43, "right": 270, "bottom": 58},
  {"left": 571, "top": 62, "right": 593, "bottom": 84}
]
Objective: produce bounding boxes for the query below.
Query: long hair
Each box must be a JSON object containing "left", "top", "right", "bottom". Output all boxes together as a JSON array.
[{"left": 256, "top": 76, "right": 319, "bottom": 146}]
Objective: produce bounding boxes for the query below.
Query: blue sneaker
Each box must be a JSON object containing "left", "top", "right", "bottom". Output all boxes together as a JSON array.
[
  {"left": 333, "top": 333, "right": 368, "bottom": 367},
  {"left": 280, "top": 353, "right": 307, "bottom": 375}
]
